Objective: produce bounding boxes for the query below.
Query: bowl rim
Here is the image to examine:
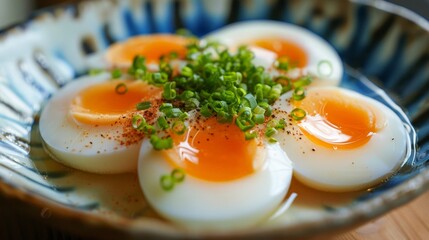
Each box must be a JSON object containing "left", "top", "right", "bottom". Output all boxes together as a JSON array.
[{"left": 0, "top": 0, "right": 428, "bottom": 238}]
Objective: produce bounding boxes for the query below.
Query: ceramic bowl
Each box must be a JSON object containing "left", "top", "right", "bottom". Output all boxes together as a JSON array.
[{"left": 0, "top": 0, "right": 428, "bottom": 239}]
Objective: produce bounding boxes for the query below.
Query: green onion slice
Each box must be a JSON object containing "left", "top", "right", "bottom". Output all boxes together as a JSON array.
[
  {"left": 265, "top": 127, "right": 277, "bottom": 138},
  {"left": 292, "top": 87, "right": 306, "bottom": 101},
  {"left": 171, "top": 169, "right": 185, "bottom": 183},
  {"left": 245, "top": 131, "right": 257, "bottom": 140},
  {"left": 136, "top": 101, "right": 151, "bottom": 110},
  {"left": 160, "top": 175, "right": 175, "bottom": 191},
  {"left": 111, "top": 69, "right": 122, "bottom": 79},
  {"left": 132, "top": 114, "right": 146, "bottom": 130},
  {"left": 115, "top": 83, "right": 128, "bottom": 95},
  {"left": 172, "top": 120, "right": 187, "bottom": 135},
  {"left": 290, "top": 108, "right": 307, "bottom": 121}
]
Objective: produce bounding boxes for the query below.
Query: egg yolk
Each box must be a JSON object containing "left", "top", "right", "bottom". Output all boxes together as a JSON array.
[
  {"left": 106, "top": 34, "right": 190, "bottom": 66},
  {"left": 70, "top": 80, "right": 162, "bottom": 125},
  {"left": 295, "top": 88, "right": 382, "bottom": 149},
  {"left": 165, "top": 117, "right": 259, "bottom": 182},
  {"left": 250, "top": 38, "right": 308, "bottom": 68}
]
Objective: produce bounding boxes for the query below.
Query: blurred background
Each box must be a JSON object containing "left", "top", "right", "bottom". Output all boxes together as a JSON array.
[{"left": 0, "top": 0, "right": 428, "bottom": 29}]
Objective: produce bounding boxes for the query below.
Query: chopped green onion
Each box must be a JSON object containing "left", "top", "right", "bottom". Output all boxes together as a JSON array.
[
  {"left": 181, "top": 66, "right": 193, "bottom": 77},
  {"left": 253, "top": 105, "right": 265, "bottom": 115},
  {"left": 265, "top": 127, "right": 277, "bottom": 137},
  {"left": 245, "top": 131, "right": 257, "bottom": 140},
  {"left": 276, "top": 76, "right": 292, "bottom": 93},
  {"left": 172, "top": 120, "right": 186, "bottom": 135},
  {"left": 275, "top": 59, "right": 290, "bottom": 71},
  {"left": 236, "top": 117, "right": 255, "bottom": 132},
  {"left": 136, "top": 101, "right": 151, "bottom": 110},
  {"left": 157, "top": 116, "right": 169, "bottom": 130},
  {"left": 132, "top": 114, "right": 146, "bottom": 131},
  {"left": 275, "top": 118, "right": 287, "bottom": 130},
  {"left": 179, "top": 112, "right": 189, "bottom": 121},
  {"left": 184, "top": 98, "right": 200, "bottom": 110},
  {"left": 244, "top": 94, "right": 257, "bottom": 109},
  {"left": 160, "top": 175, "right": 175, "bottom": 191},
  {"left": 169, "top": 51, "right": 178, "bottom": 59},
  {"left": 293, "top": 76, "right": 312, "bottom": 88},
  {"left": 142, "top": 124, "right": 155, "bottom": 135},
  {"left": 111, "top": 69, "right": 122, "bottom": 79},
  {"left": 150, "top": 135, "right": 173, "bottom": 150},
  {"left": 200, "top": 104, "right": 213, "bottom": 117},
  {"left": 152, "top": 72, "right": 169, "bottom": 84},
  {"left": 89, "top": 69, "right": 103, "bottom": 76},
  {"left": 292, "top": 87, "right": 306, "bottom": 101},
  {"left": 258, "top": 102, "right": 272, "bottom": 117},
  {"left": 290, "top": 108, "right": 307, "bottom": 121},
  {"left": 171, "top": 169, "right": 185, "bottom": 183},
  {"left": 268, "top": 137, "right": 278, "bottom": 143},
  {"left": 159, "top": 103, "right": 173, "bottom": 112},
  {"left": 253, "top": 114, "right": 265, "bottom": 124},
  {"left": 317, "top": 60, "right": 333, "bottom": 77},
  {"left": 163, "top": 82, "right": 177, "bottom": 100},
  {"left": 132, "top": 55, "right": 146, "bottom": 70},
  {"left": 176, "top": 28, "right": 194, "bottom": 37},
  {"left": 115, "top": 83, "right": 127, "bottom": 95},
  {"left": 165, "top": 108, "right": 183, "bottom": 118}
]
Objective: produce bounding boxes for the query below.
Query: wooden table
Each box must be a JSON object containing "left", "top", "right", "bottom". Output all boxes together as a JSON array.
[{"left": 334, "top": 190, "right": 429, "bottom": 240}]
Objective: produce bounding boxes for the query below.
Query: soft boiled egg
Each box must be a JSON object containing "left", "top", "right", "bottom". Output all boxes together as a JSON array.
[
  {"left": 272, "top": 86, "right": 410, "bottom": 192},
  {"left": 105, "top": 34, "right": 191, "bottom": 68},
  {"left": 138, "top": 115, "right": 293, "bottom": 231},
  {"left": 204, "top": 20, "right": 343, "bottom": 86},
  {"left": 39, "top": 73, "right": 162, "bottom": 173}
]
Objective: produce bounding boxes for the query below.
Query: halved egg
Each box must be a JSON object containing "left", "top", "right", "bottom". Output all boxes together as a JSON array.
[
  {"left": 272, "top": 86, "right": 409, "bottom": 192},
  {"left": 138, "top": 115, "right": 293, "bottom": 231},
  {"left": 204, "top": 20, "right": 343, "bottom": 86},
  {"left": 39, "top": 73, "right": 162, "bottom": 173}
]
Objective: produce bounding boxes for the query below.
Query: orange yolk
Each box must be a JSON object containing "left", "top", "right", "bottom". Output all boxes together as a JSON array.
[
  {"left": 295, "top": 89, "right": 380, "bottom": 149},
  {"left": 70, "top": 80, "right": 162, "bottom": 125},
  {"left": 165, "top": 117, "right": 259, "bottom": 182},
  {"left": 251, "top": 38, "right": 308, "bottom": 68},
  {"left": 106, "top": 34, "right": 190, "bottom": 66}
]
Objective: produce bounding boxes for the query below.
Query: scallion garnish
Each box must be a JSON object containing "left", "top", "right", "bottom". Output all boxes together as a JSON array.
[
  {"left": 172, "top": 120, "right": 186, "bottom": 135},
  {"left": 157, "top": 116, "right": 169, "bottom": 130},
  {"left": 132, "top": 114, "right": 146, "bottom": 131},
  {"left": 245, "top": 131, "right": 258, "bottom": 140},
  {"left": 150, "top": 135, "right": 173, "bottom": 150},
  {"left": 111, "top": 69, "right": 122, "bottom": 79},
  {"left": 122, "top": 36, "right": 317, "bottom": 150},
  {"left": 265, "top": 127, "right": 277, "bottom": 138},
  {"left": 115, "top": 83, "right": 127, "bottom": 95},
  {"left": 160, "top": 168, "right": 186, "bottom": 191},
  {"left": 160, "top": 175, "right": 175, "bottom": 191},
  {"left": 136, "top": 101, "right": 151, "bottom": 110},
  {"left": 292, "top": 87, "right": 306, "bottom": 101},
  {"left": 171, "top": 169, "right": 185, "bottom": 183},
  {"left": 293, "top": 76, "right": 312, "bottom": 88},
  {"left": 290, "top": 108, "right": 307, "bottom": 121}
]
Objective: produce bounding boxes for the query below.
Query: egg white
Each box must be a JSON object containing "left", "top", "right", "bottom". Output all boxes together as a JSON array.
[
  {"left": 272, "top": 86, "right": 410, "bottom": 192},
  {"left": 138, "top": 140, "right": 293, "bottom": 232},
  {"left": 204, "top": 20, "right": 343, "bottom": 86},
  {"left": 39, "top": 73, "right": 142, "bottom": 174}
]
